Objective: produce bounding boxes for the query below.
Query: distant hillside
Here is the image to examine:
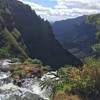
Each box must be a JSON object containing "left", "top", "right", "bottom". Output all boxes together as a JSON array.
[
  {"left": 52, "top": 16, "right": 97, "bottom": 59},
  {"left": 0, "top": 0, "right": 82, "bottom": 69}
]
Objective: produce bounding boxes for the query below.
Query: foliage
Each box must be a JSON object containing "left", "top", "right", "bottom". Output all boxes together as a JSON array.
[
  {"left": 11, "top": 58, "right": 21, "bottom": 63},
  {"left": 0, "top": 1, "right": 28, "bottom": 59},
  {"left": 11, "top": 63, "right": 42, "bottom": 78},
  {"left": 92, "top": 43, "right": 100, "bottom": 51},
  {"left": 0, "top": 47, "right": 10, "bottom": 58},
  {"left": 87, "top": 14, "right": 100, "bottom": 30},
  {"left": 96, "top": 31, "right": 100, "bottom": 40},
  {"left": 88, "top": 14, "right": 100, "bottom": 56},
  {"left": 24, "top": 58, "right": 43, "bottom": 65},
  {"left": 2, "top": 28, "right": 28, "bottom": 58},
  {"left": 42, "top": 65, "right": 52, "bottom": 74},
  {"left": 40, "top": 57, "right": 100, "bottom": 99}
]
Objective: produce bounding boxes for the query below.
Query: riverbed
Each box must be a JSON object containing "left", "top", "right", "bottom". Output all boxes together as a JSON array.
[{"left": 0, "top": 60, "right": 51, "bottom": 100}]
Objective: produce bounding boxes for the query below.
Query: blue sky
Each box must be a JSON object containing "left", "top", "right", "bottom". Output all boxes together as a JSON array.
[
  {"left": 27, "top": 0, "right": 56, "bottom": 8},
  {"left": 19, "top": 0, "right": 100, "bottom": 22}
]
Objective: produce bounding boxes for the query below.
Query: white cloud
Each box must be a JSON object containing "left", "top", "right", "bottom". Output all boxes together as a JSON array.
[{"left": 18, "top": 0, "right": 100, "bottom": 21}]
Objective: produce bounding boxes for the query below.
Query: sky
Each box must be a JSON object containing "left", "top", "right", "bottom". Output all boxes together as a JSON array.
[{"left": 19, "top": 0, "right": 100, "bottom": 22}]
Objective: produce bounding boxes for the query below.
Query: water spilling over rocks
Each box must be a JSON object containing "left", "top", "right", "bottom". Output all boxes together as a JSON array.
[{"left": 0, "top": 60, "right": 51, "bottom": 100}]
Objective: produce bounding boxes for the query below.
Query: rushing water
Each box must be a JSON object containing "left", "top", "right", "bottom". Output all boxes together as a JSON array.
[{"left": 0, "top": 60, "right": 52, "bottom": 100}]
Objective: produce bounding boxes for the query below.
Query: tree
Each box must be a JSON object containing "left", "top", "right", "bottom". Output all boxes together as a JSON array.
[
  {"left": 88, "top": 15, "right": 100, "bottom": 56},
  {"left": 96, "top": 31, "right": 100, "bottom": 40},
  {"left": 92, "top": 31, "right": 100, "bottom": 56}
]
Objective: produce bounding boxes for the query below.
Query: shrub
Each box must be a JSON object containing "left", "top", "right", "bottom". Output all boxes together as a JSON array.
[
  {"left": 24, "top": 58, "right": 43, "bottom": 65},
  {"left": 96, "top": 31, "right": 100, "bottom": 40},
  {"left": 0, "top": 47, "right": 10, "bottom": 58},
  {"left": 41, "top": 57, "right": 100, "bottom": 99},
  {"left": 11, "top": 58, "right": 21, "bottom": 63}
]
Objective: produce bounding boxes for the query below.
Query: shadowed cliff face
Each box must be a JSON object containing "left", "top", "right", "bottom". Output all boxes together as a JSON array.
[{"left": 0, "top": 0, "right": 82, "bottom": 69}]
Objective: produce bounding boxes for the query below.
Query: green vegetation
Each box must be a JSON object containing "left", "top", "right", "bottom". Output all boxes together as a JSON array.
[
  {"left": 93, "top": 31, "right": 100, "bottom": 55},
  {"left": 11, "top": 63, "right": 42, "bottom": 79},
  {"left": 0, "top": 1, "right": 28, "bottom": 59},
  {"left": 24, "top": 58, "right": 43, "bottom": 65},
  {"left": 0, "top": 1, "right": 100, "bottom": 100},
  {"left": 1, "top": 28, "right": 28, "bottom": 58},
  {"left": 0, "top": 47, "right": 10, "bottom": 58},
  {"left": 87, "top": 14, "right": 100, "bottom": 57},
  {"left": 10, "top": 58, "right": 50, "bottom": 79},
  {"left": 11, "top": 58, "right": 21, "bottom": 63},
  {"left": 9, "top": 57, "right": 100, "bottom": 100},
  {"left": 96, "top": 31, "right": 100, "bottom": 40},
  {"left": 40, "top": 57, "right": 100, "bottom": 100}
]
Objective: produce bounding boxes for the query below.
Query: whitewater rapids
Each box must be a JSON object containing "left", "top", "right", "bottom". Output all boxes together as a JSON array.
[{"left": 0, "top": 60, "right": 54, "bottom": 100}]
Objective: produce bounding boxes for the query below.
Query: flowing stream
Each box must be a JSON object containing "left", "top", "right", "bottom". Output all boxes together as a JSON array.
[{"left": 0, "top": 60, "right": 52, "bottom": 100}]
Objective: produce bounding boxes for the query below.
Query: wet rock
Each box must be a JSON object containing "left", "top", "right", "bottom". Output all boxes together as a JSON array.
[
  {"left": 0, "top": 59, "right": 50, "bottom": 100},
  {"left": 0, "top": 83, "right": 45, "bottom": 100},
  {"left": 13, "top": 79, "right": 22, "bottom": 87},
  {"left": 5, "top": 93, "right": 44, "bottom": 100},
  {"left": 0, "top": 72, "right": 11, "bottom": 86},
  {"left": 22, "top": 92, "right": 45, "bottom": 100},
  {"left": 0, "top": 60, "right": 11, "bottom": 72},
  {"left": 5, "top": 95, "right": 21, "bottom": 100}
]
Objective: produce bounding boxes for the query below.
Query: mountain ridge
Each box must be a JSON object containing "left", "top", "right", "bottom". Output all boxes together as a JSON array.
[
  {"left": 0, "top": 0, "right": 82, "bottom": 69},
  {"left": 52, "top": 15, "right": 97, "bottom": 59}
]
